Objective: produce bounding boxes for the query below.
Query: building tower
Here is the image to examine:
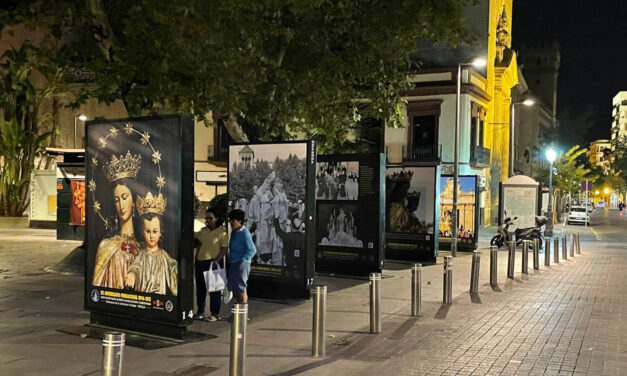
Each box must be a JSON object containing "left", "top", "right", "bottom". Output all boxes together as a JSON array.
[
  {"left": 517, "top": 41, "right": 561, "bottom": 120},
  {"left": 238, "top": 145, "right": 255, "bottom": 169},
  {"left": 611, "top": 91, "right": 627, "bottom": 152}
]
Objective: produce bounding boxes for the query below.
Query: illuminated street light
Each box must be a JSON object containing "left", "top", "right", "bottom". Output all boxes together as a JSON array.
[
  {"left": 74, "top": 114, "right": 87, "bottom": 149},
  {"left": 452, "top": 56, "right": 486, "bottom": 257},
  {"left": 545, "top": 148, "right": 557, "bottom": 236}
]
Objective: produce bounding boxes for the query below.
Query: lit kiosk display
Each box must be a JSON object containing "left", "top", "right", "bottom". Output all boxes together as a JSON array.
[
  {"left": 438, "top": 175, "right": 479, "bottom": 251},
  {"left": 385, "top": 166, "right": 440, "bottom": 262},
  {"left": 499, "top": 175, "right": 540, "bottom": 233},
  {"left": 84, "top": 115, "right": 194, "bottom": 339},
  {"left": 315, "top": 154, "right": 386, "bottom": 275},
  {"left": 228, "top": 141, "right": 316, "bottom": 299}
]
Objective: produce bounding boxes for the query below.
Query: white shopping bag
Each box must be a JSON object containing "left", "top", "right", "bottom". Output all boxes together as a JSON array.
[{"left": 203, "top": 261, "right": 227, "bottom": 293}]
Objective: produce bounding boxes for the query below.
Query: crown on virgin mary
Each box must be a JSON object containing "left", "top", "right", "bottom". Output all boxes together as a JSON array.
[
  {"left": 105, "top": 151, "right": 142, "bottom": 182},
  {"left": 136, "top": 191, "right": 167, "bottom": 216}
]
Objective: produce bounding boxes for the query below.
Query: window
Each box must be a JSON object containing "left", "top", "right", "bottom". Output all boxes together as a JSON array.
[
  {"left": 406, "top": 100, "right": 442, "bottom": 160},
  {"left": 470, "top": 102, "right": 486, "bottom": 148}
]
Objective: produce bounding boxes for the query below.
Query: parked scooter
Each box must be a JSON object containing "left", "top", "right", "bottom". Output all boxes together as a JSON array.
[
  {"left": 514, "top": 216, "right": 547, "bottom": 249},
  {"left": 491, "top": 216, "right": 517, "bottom": 248}
]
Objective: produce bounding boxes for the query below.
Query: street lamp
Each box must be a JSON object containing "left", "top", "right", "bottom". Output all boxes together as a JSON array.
[
  {"left": 74, "top": 114, "right": 87, "bottom": 149},
  {"left": 545, "top": 148, "right": 557, "bottom": 236},
  {"left": 509, "top": 97, "right": 535, "bottom": 176},
  {"left": 452, "top": 57, "right": 486, "bottom": 257}
]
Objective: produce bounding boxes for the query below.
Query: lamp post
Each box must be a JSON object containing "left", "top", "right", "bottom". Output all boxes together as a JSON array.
[
  {"left": 509, "top": 98, "right": 535, "bottom": 176},
  {"left": 452, "top": 57, "right": 486, "bottom": 257},
  {"left": 74, "top": 114, "right": 87, "bottom": 149},
  {"left": 545, "top": 148, "right": 557, "bottom": 237}
]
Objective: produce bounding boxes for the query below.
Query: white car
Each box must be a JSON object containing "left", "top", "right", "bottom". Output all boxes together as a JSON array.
[
  {"left": 567, "top": 206, "right": 590, "bottom": 225},
  {"left": 584, "top": 202, "right": 594, "bottom": 212}
]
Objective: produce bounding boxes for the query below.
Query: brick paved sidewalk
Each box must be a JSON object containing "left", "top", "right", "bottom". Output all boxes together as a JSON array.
[{"left": 278, "top": 244, "right": 625, "bottom": 376}]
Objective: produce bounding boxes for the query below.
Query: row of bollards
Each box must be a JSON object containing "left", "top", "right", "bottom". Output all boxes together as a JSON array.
[{"left": 100, "top": 233, "right": 583, "bottom": 374}]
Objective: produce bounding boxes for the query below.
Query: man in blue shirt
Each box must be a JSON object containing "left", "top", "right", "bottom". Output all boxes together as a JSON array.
[{"left": 227, "top": 209, "right": 257, "bottom": 304}]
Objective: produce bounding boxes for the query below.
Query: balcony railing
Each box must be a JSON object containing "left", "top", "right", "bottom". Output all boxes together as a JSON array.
[
  {"left": 470, "top": 145, "right": 491, "bottom": 167},
  {"left": 404, "top": 144, "right": 441, "bottom": 162}
]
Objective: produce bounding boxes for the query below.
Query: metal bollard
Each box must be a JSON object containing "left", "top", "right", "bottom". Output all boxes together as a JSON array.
[
  {"left": 490, "top": 246, "right": 498, "bottom": 287},
  {"left": 411, "top": 264, "right": 422, "bottom": 316},
  {"left": 545, "top": 237, "right": 551, "bottom": 266},
  {"left": 369, "top": 272, "right": 381, "bottom": 334},
  {"left": 470, "top": 251, "right": 481, "bottom": 293},
  {"left": 102, "top": 332, "right": 125, "bottom": 376},
  {"left": 562, "top": 235, "right": 568, "bottom": 260},
  {"left": 312, "top": 285, "right": 327, "bottom": 357},
  {"left": 570, "top": 234, "right": 575, "bottom": 257},
  {"left": 443, "top": 256, "right": 453, "bottom": 304},
  {"left": 230, "top": 304, "right": 248, "bottom": 376},
  {"left": 507, "top": 241, "right": 515, "bottom": 279},
  {"left": 554, "top": 237, "right": 560, "bottom": 264},
  {"left": 533, "top": 238, "right": 540, "bottom": 270},
  {"left": 576, "top": 233, "right": 581, "bottom": 254},
  {"left": 521, "top": 240, "right": 529, "bottom": 274}
]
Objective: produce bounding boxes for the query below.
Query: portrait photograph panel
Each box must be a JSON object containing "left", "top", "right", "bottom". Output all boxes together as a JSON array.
[
  {"left": 315, "top": 161, "right": 359, "bottom": 200},
  {"left": 385, "top": 167, "right": 435, "bottom": 235}
]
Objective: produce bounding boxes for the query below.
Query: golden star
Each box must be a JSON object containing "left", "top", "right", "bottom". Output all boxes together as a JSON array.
[
  {"left": 124, "top": 122, "right": 134, "bottom": 135},
  {"left": 88, "top": 180, "right": 96, "bottom": 192},
  {"left": 98, "top": 137, "right": 107, "bottom": 149},
  {"left": 109, "top": 127, "right": 119, "bottom": 137},
  {"left": 152, "top": 151, "right": 161, "bottom": 164},
  {"left": 91, "top": 157, "right": 98, "bottom": 167},
  {"left": 156, "top": 175, "right": 166, "bottom": 189},
  {"left": 93, "top": 200, "right": 101, "bottom": 213},
  {"left": 141, "top": 131, "right": 150, "bottom": 145}
]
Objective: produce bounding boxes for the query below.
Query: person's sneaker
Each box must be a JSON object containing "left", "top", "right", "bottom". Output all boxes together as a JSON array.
[{"left": 195, "top": 313, "right": 205, "bottom": 321}]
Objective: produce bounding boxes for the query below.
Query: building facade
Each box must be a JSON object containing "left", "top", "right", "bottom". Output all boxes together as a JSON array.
[
  {"left": 611, "top": 91, "right": 627, "bottom": 152},
  {"left": 384, "top": 0, "right": 518, "bottom": 226},
  {"left": 588, "top": 139, "right": 611, "bottom": 174}
]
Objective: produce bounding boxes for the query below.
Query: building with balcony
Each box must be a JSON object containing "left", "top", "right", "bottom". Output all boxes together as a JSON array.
[
  {"left": 384, "top": 0, "right": 518, "bottom": 226},
  {"left": 588, "top": 139, "right": 611, "bottom": 175},
  {"left": 611, "top": 91, "right": 627, "bottom": 152}
]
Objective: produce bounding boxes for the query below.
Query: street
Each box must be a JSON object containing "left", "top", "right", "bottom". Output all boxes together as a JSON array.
[{"left": 0, "top": 209, "right": 625, "bottom": 375}]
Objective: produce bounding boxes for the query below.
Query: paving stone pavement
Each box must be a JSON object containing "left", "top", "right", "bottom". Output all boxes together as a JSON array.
[{"left": 293, "top": 246, "right": 626, "bottom": 376}]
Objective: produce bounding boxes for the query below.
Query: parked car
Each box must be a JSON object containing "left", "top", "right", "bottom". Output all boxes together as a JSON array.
[
  {"left": 585, "top": 202, "right": 595, "bottom": 212},
  {"left": 567, "top": 206, "right": 590, "bottom": 225}
]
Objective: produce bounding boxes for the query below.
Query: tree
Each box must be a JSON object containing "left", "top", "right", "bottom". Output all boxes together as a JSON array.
[
  {"left": 552, "top": 146, "right": 595, "bottom": 196},
  {"left": 0, "top": 43, "right": 65, "bottom": 216},
  {"left": 1, "top": 0, "right": 477, "bottom": 152}
]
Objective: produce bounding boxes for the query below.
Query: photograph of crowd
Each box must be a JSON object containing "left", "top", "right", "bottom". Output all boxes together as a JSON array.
[
  {"left": 385, "top": 167, "right": 435, "bottom": 234},
  {"left": 229, "top": 144, "right": 308, "bottom": 267},
  {"left": 439, "top": 176, "right": 476, "bottom": 243},
  {"left": 316, "top": 161, "right": 359, "bottom": 200},
  {"left": 317, "top": 204, "right": 364, "bottom": 248}
]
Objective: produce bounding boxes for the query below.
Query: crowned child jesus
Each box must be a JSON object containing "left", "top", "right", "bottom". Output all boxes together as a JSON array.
[{"left": 124, "top": 191, "right": 178, "bottom": 296}]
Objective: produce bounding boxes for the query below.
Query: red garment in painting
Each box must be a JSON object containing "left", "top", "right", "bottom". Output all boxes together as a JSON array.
[{"left": 70, "top": 180, "right": 86, "bottom": 226}]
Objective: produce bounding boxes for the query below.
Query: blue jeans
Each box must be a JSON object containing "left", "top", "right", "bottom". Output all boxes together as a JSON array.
[{"left": 195, "top": 259, "right": 223, "bottom": 316}]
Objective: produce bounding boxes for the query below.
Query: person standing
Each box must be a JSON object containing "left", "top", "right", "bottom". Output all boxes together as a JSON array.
[
  {"left": 227, "top": 209, "right": 257, "bottom": 304},
  {"left": 194, "top": 208, "right": 228, "bottom": 321}
]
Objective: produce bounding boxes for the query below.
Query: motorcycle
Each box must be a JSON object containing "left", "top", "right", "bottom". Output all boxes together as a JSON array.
[
  {"left": 514, "top": 216, "right": 547, "bottom": 249},
  {"left": 490, "top": 216, "right": 517, "bottom": 248}
]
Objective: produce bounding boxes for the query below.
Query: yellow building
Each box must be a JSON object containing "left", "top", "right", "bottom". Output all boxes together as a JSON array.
[{"left": 439, "top": 178, "right": 475, "bottom": 237}]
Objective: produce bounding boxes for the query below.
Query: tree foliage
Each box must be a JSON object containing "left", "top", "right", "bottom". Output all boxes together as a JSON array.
[
  {"left": 1, "top": 0, "right": 477, "bottom": 152},
  {"left": 552, "top": 146, "right": 594, "bottom": 194},
  {"left": 0, "top": 43, "right": 65, "bottom": 216}
]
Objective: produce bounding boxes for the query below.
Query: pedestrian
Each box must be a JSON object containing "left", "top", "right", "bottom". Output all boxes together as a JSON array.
[
  {"left": 194, "top": 208, "right": 228, "bottom": 321},
  {"left": 227, "top": 209, "right": 257, "bottom": 304}
]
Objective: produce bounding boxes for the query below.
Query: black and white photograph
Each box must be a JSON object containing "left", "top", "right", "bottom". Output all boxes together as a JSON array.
[
  {"left": 317, "top": 204, "right": 364, "bottom": 248},
  {"left": 229, "top": 143, "right": 308, "bottom": 267},
  {"left": 316, "top": 161, "right": 359, "bottom": 200}
]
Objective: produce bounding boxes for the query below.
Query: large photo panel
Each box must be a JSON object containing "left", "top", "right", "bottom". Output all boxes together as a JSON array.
[
  {"left": 315, "top": 153, "right": 385, "bottom": 275},
  {"left": 85, "top": 115, "right": 194, "bottom": 333},
  {"left": 438, "top": 175, "right": 478, "bottom": 250},
  {"left": 228, "top": 141, "right": 315, "bottom": 299},
  {"left": 385, "top": 166, "right": 439, "bottom": 262}
]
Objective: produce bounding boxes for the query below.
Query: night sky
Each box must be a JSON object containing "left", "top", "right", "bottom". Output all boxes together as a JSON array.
[{"left": 512, "top": 0, "right": 627, "bottom": 143}]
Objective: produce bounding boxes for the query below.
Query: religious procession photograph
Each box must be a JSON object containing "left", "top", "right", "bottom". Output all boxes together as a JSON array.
[
  {"left": 228, "top": 143, "right": 308, "bottom": 268},
  {"left": 317, "top": 203, "right": 364, "bottom": 248},
  {"left": 316, "top": 161, "right": 359, "bottom": 200}
]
